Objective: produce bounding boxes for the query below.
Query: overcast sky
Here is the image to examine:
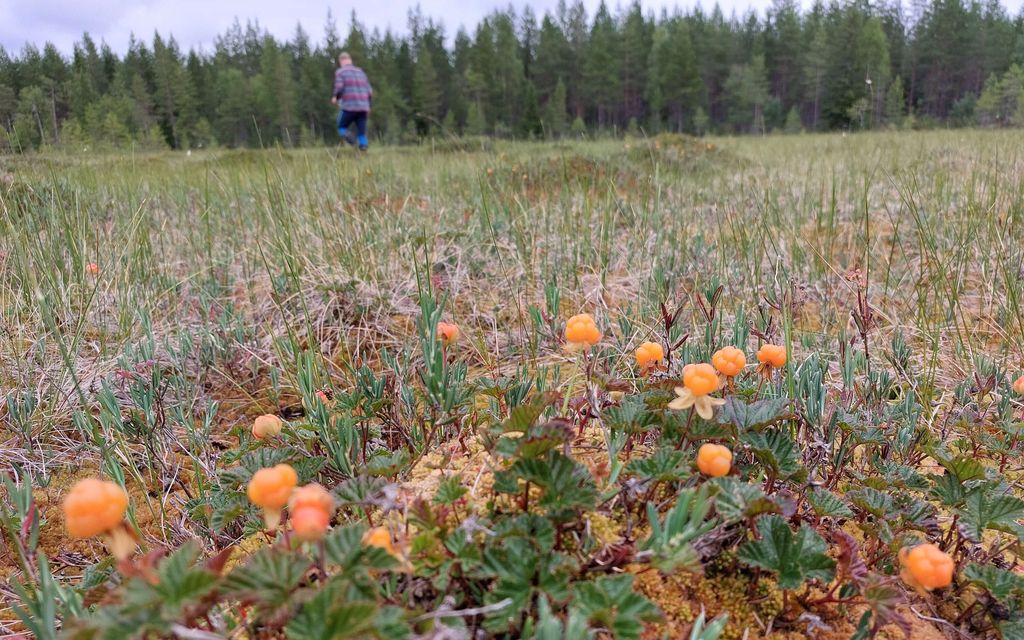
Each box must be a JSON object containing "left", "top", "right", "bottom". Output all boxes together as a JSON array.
[{"left": 3, "top": 0, "right": 1023, "bottom": 56}]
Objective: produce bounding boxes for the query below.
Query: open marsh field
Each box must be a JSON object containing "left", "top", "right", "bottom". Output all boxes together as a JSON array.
[{"left": 3, "top": 130, "right": 1024, "bottom": 639}]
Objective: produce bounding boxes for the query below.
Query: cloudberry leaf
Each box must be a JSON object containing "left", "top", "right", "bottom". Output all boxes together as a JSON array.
[
  {"left": 859, "top": 575, "right": 910, "bottom": 639},
  {"left": 433, "top": 474, "right": 469, "bottom": 505},
  {"left": 571, "top": 574, "right": 661, "bottom": 640},
  {"left": 501, "top": 392, "right": 558, "bottom": 434},
  {"left": 807, "top": 488, "right": 854, "bottom": 519},
  {"left": 712, "top": 477, "right": 780, "bottom": 524},
  {"left": 365, "top": 450, "right": 408, "bottom": 477},
  {"left": 506, "top": 451, "right": 597, "bottom": 518},
  {"left": 935, "top": 455, "right": 987, "bottom": 483},
  {"left": 625, "top": 449, "right": 689, "bottom": 483},
  {"left": 963, "top": 563, "right": 1024, "bottom": 601},
  {"left": 741, "top": 428, "right": 805, "bottom": 481},
  {"left": 334, "top": 475, "right": 390, "bottom": 508},
  {"left": 717, "top": 397, "right": 791, "bottom": 433},
  {"left": 848, "top": 487, "right": 895, "bottom": 518},
  {"left": 323, "top": 523, "right": 398, "bottom": 576},
  {"left": 222, "top": 548, "right": 311, "bottom": 609},
  {"left": 958, "top": 491, "right": 1024, "bottom": 542},
  {"left": 603, "top": 396, "right": 657, "bottom": 434},
  {"left": 999, "top": 619, "right": 1024, "bottom": 638},
  {"left": 285, "top": 580, "right": 389, "bottom": 640},
  {"left": 737, "top": 515, "right": 835, "bottom": 590}
]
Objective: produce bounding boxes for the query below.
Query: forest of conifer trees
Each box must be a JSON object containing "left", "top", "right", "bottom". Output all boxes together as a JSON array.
[{"left": 2, "top": 0, "right": 1024, "bottom": 151}]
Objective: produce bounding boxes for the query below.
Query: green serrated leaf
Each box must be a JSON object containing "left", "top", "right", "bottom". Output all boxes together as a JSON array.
[
  {"left": 603, "top": 396, "right": 658, "bottom": 434},
  {"left": 365, "top": 450, "right": 408, "bottom": 477},
  {"left": 936, "top": 455, "right": 987, "bottom": 483},
  {"left": 737, "top": 515, "right": 835, "bottom": 589},
  {"left": 501, "top": 392, "right": 558, "bottom": 433},
  {"left": 434, "top": 475, "right": 469, "bottom": 505},
  {"left": 507, "top": 451, "right": 597, "bottom": 519},
  {"left": 807, "top": 488, "right": 854, "bottom": 518},
  {"left": 929, "top": 472, "right": 969, "bottom": 507},
  {"left": 848, "top": 487, "right": 895, "bottom": 518},
  {"left": 959, "top": 490, "right": 1024, "bottom": 542},
  {"left": 713, "top": 477, "right": 780, "bottom": 524},
  {"left": 323, "top": 523, "right": 398, "bottom": 578},
  {"left": 571, "top": 574, "right": 661, "bottom": 640},
  {"left": 222, "top": 548, "right": 312, "bottom": 608},
  {"left": 964, "top": 563, "right": 1024, "bottom": 601},
  {"left": 625, "top": 449, "right": 690, "bottom": 483},
  {"left": 334, "top": 475, "right": 389, "bottom": 507},
  {"left": 741, "top": 428, "right": 804, "bottom": 481},
  {"left": 285, "top": 581, "right": 381, "bottom": 640},
  {"left": 717, "top": 397, "right": 791, "bottom": 432}
]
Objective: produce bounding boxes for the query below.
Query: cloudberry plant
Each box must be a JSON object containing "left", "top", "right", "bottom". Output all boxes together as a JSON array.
[
  {"left": 246, "top": 464, "right": 298, "bottom": 530},
  {"left": 251, "top": 414, "right": 283, "bottom": 439},
  {"left": 64, "top": 479, "right": 128, "bottom": 538},
  {"left": 696, "top": 444, "right": 732, "bottom": 477},
  {"left": 669, "top": 363, "right": 726, "bottom": 419},
  {"left": 756, "top": 344, "right": 787, "bottom": 369},
  {"left": 635, "top": 341, "right": 665, "bottom": 371},
  {"left": 63, "top": 478, "right": 135, "bottom": 559},
  {"left": 1014, "top": 374, "right": 1024, "bottom": 396},
  {"left": 291, "top": 507, "right": 331, "bottom": 542},
  {"left": 289, "top": 484, "right": 335, "bottom": 542},
  {"left": 363, "top": 526, "right": 397, "bottom": 556},
  {"left": 684, "top": 363, "right": 720, "bottom": 396},
  {"left": 900, "top": 543, "right": 954, "bottom": 590},
  {"left": 564, "top": 313, "right": 602, "bottom": 347},
  {"left": 712, "top": 346, "right": 746, "bottom": 378},
  {"left": 437, "top": 321, "right": 460, "bottom": 345}
]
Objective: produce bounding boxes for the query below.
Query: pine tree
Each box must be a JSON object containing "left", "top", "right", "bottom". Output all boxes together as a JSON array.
[
  {"left": 466, "top": 101, "right": 486, "bottom": 136},
  {"left": 583, "top": 2, "right": 622, "bottom": 129},
  {"left": 152, "top": 33, "right": 192, "bottom": 148},
  {"left": 544, "top": 79, "right": 568, "bottom": 137},
  {"left": 519, "top": 82, "right": 543, "bottom": 138}
]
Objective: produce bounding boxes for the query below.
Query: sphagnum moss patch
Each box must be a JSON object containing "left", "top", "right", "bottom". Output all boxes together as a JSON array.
[{"left": 3, "top": 131, "right": 1024, "bottom": 638}]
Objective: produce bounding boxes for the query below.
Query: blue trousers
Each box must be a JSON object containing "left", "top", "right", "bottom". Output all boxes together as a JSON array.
[{"left": 337, "top": 110, "right": 368, "bottom": 148}]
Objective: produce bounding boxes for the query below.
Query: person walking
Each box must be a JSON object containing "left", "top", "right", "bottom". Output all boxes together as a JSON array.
[{"left": 331, "top": 52, "right": 373, "bottom": 151}]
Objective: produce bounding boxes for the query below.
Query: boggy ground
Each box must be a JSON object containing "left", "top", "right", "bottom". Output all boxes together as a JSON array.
[{"left": 2, "top": 130, "right": 1024, "bottom": 638}]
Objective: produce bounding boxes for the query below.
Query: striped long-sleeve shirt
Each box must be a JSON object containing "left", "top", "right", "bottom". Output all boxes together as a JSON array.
[{"left": 333, "top": 64, "right": 373, "bottom": 112}]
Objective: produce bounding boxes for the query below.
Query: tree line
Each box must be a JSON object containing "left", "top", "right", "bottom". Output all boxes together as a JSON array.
[{"left": 2, "top": 0, "right": 1024, "bottom": 151}]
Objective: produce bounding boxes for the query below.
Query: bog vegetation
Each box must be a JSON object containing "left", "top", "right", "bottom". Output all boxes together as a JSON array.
[
  {"left": 4, "top": 0, "right": 1024, "bottom": 152},
  {"left": 2, "top": 130, "right": 1024, "bottom": 639}
]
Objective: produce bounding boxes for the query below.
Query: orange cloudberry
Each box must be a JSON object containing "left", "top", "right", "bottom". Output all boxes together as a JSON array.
[
  {"left": 64, "top": 479, "right": 128, "bottom": 539},
  {"left": 900, "top": 543, "right": 954, "bottom": 590},
  {"left": 669, "top": 363, "right": 726, "bottom": 419},
  {"left": 564, "top": 314, "right": 602, "bottom": 347},
  {"left": 684, "top": 363, "right": 720, "bottom": 396},
  {"left": 1014, "top": 375, "right": 1024, "bottom": 396},
  {"left": 757, "top": 344, "right": 787, "bottom": 369},
  {"left": 712, "top": 346, "right": 746, "bottom": 378},
  {"left": 289, "top": 484, "right": 335, "bottom": 542},
  {"left": 363, "top": 526, "right": 397, "bottom": 555},
  {"left": 437, "top": 322, "right": 460, "bottom": 345},
  {"left": 63, "top": 478, "right": 135, "bottom": 559},
  {"left": 696, "top": 444, "right": 732, "bottom": 477},
  {"left": 252, "top": 414, "right": 283, "bottom": 439},
  {"left": 291, "top": 507, "right": 330, "bottom": 542},
  {"left": 247, "top": 464, "right": 298, "bottom": 530},
  {"left": 635, "top": 342, "right": 665, "bottom": 371}
]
